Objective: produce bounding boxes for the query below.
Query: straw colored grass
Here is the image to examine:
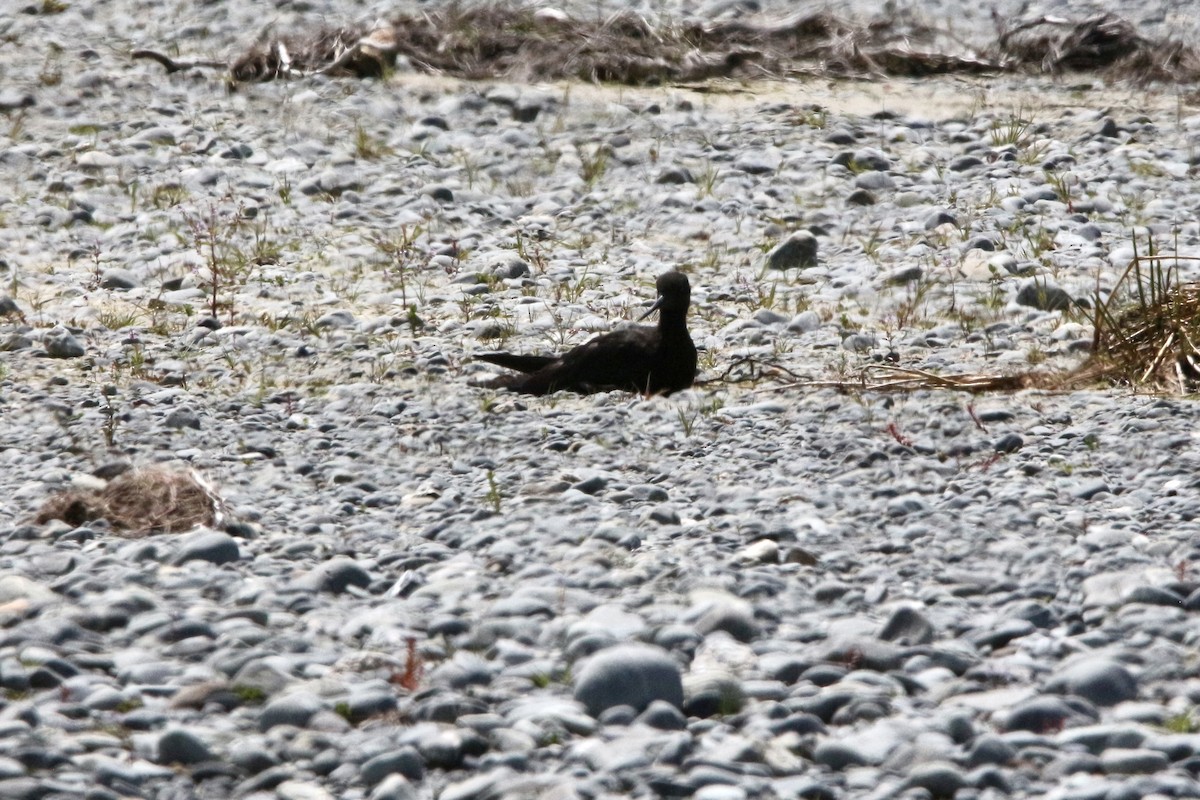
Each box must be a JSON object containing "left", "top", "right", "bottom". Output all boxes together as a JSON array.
[{"left": 34, "top": 466, "right": 227, "bottom": 537}]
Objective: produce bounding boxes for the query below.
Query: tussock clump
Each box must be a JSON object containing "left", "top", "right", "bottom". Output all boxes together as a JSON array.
[
  {"left": 34, "top": 466, "right": 227, "bottom": 537},
  {"left": 1073, "top": 245, "right": 1200, "bottom": 394}
]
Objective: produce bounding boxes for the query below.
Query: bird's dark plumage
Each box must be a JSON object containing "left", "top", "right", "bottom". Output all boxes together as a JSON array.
[{"left": 477, "top": 271, "right": 697, "bottom": 396}]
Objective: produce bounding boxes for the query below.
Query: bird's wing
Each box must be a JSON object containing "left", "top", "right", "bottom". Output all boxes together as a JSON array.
[{"left": 550, "top": 327, "right": 657, "bottom": 388}]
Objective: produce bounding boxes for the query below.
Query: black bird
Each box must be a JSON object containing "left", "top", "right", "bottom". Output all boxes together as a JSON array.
[{"left": 477, "top": 271, "right": 697, "bottom": 396}]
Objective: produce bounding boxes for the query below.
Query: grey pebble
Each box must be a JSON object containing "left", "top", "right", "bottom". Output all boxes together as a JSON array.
[
  {"left": 259, "top": 692, "right": 324, "bottom": 731},
  {"left": 993, "top": 433, "right": 1023, "bottom": 453},
  {"left": 299, "top": 558, "right": 372, "bottom": 593},
  {"left": 877, "top": 604, "right": 934, "bottom": 645},
  {"left": 369, "top": 774, "right": 418, "bottom": 800},
  {"left": 170, "top": 529, "right": 240, "bottom": 566},
  {"left": 764, "top": 230, "right": 818, "bottom": 271},
  {"left": 43, "top": 327, "right": 85, "bottom": 358},
  {"left": 0, "top": 90, "right": 35, "bottom": 111},
  {"left": 903, "top": 761, "right": 967, "bottom": 796},
  {"left": 573, "top": 644, "right": 683, "bottom": 717},
  {"left": 156, "top": 728, "right": 215, "bottom": 765},
  {"left": 164, "top": 409, "right": 201, "bottom": 430},
  {"left": 1015, "top": 280, "right": 1072, "bottom": 311},
  {"left": 1047, "top": 659, "right": 1138, "bottom": 706},
  {"left": 1002, "top": 696, "right": 1091, "bottom": 732},
  {"left": 99, "top": 268, "right": 141, "bottom": 290},
  {"left": 637, "top": 699, "right": 688, "bottom": 730},
  {"left": 813, "top": 739, "right": 870, "bottom": 769},
  {"left": 1100, "top": 747, "right": 1170, "bottom": 774}
]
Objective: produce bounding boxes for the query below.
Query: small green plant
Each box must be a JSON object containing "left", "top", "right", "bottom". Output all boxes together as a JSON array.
[
  {"left": 457, "top": 150, "right": 481, "bottom": 188},
  {"left": 504, "top": 176, "right": 535, "bottom": 197},
  {"left": 354, "top": 122, "right": 392, "bottom": 160},
  {"left": 100, "top": 386, "right": 119, "bottom": 448},
  {"left": 277, "top": 176, "right": 293, "bottom": 205},
  {"left": 1045, "top": 170, "right": 1073, "bottom": 209},
  {"left": 891, "top": 275, "right": 937, "bottom": 330},
  {"left": 150, "top": 183, "right": 188, "bottom": 209},
  {"left": 485, "top": 470, "right": 502, "bottom": 513},
  {"left": 185, "top": 201, "right": 252, "bottom": 321},
  {"left": 578, "top": 142, "right": 608, "bottom": 187},
  {"left": 990, "top": 114, "right": 1035, "bottom": 148},
  {"left": 371, "top": 225, "right": 426, "bottom": 310},
  {"left": 97, "top": 309, "right": 140, "bottom": 330},
  {"left": 677, "top": 406, "right": 699, "bottom": 437},
  {"left": 8, "top": 110, "right": 28, "bottom": 140},
  {"left": 38, "top": 43, "right": 64, "bottom": 86},
  {"left": 861, "top": 222, "right": 886, "bottom": 262},
  {"left": 695, "top": 161, "right": 721, "bottom": 197},
  {"left": 1164, "top": 711, "right": 1198, "bottom": 734},
  {"left": 247, "top": 215, "right": 283, "bottom": 266},
  {"left": 790, "top": 106, "right": 827, "bottom": 128}
]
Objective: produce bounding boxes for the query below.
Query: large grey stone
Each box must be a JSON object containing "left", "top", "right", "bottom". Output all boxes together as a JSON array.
[{"left": 573, "top": 644, "right": 683, "bottom": 717}]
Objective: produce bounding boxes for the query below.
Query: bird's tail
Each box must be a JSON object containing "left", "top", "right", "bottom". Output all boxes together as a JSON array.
[{"left": 476, "top": 352, "right": 559, "bottom": 374}]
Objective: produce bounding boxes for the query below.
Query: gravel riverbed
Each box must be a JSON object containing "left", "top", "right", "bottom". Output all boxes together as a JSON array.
[{"left": 3, "top": 2, "right": 1200, "bottom": 800}]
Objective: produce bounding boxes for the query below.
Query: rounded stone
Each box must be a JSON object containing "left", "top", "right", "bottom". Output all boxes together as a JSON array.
[
  {"left": 1100, "top": 748, "right": 1170, "bottom": 775},
  {"left": 361, "top": 747, "right": 424, "bottom": 786},
  {"left": 258, "top": 693, "right": 323, "bottom": 731},
  {"left": 764, "top": 231, "right": 818, "bottom": 271},
  {"left": 156, "top": 728, "right": 215, "bottom": 765},
  {"left": 44, "top": 328, "right": 85, "bottom": 359},
  {"left": 300, "top": 558, "right": 372, "bottom": 594},
  {"left": 171, "top": 530, "right": 240, "bottom": 566},
  {"left": 572, "top": 644, "right": 683, "bottom": 717},
  {"left": 369, "top": 774, "right": 418, "bottom": 800},
  {"left": 812, "top": 739, "right": 869, "bottom": 770},
  {"left": 1047, "top": 659, "right": 1137, "bottom": 707},
  {"left": 637, "top": 699, "right": 687, "bottom": 730},
  {"left": 904, "top": 761, "right": 967, "bottom": 797}
]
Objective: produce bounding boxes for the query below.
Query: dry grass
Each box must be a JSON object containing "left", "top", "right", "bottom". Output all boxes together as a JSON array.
[
  {"left": 134, "top": 6, "right": 1200, "bottom": 85},
  {"left": 1074, "top": 240, "right": 1200, "bottom": 394},
  {"left": 34, "top": 466, "right": 226, "bottom": 537},
  {"left": 990, "top": 13, "right": 1200, "bottom": 83},
  {"left": 807, "top": 237, "right": 1200, "bottom": 398}
]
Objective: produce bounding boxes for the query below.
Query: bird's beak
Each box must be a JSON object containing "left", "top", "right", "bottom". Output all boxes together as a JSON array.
[{"left": 639, "top": 296, "right": 663, "bottom": 321}]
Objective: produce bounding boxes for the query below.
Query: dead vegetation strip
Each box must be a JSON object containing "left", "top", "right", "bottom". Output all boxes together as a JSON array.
[{"left": 133, "top": 7, "right": 1200, "bottom": 85}]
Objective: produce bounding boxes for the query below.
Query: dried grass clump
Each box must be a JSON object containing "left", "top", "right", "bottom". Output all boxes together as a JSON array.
[
  {"left": 386, "top": 6, "right": 804, "bottom": 84},
  {"left": 229, "top": 22, "right": 397, "bottom": 82},
  {"left": 992, "top": 13, "right": 1200, "bottom": 82},
  {"left": 34, "top": 466, "right": 226, "bottom": 537},
  {"left": 1072, "top": 242, "right": 1200, "bottom": 394}
]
